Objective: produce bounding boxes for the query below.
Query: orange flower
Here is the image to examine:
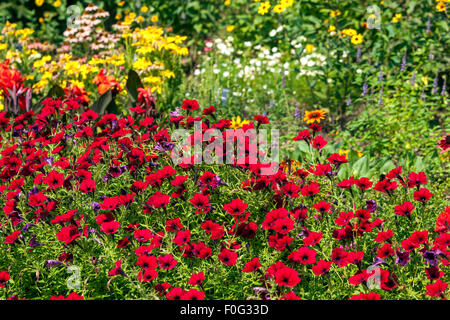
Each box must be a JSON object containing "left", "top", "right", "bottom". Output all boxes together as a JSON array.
[
  {"left": 0, "top": 60, "right": 25, "bottom": 97},
  {"left": 93, "top": 69, "right": 121, "bottom": 95},
  {"left": 304, "top": 109, "right": 326, "bottom": 124}
]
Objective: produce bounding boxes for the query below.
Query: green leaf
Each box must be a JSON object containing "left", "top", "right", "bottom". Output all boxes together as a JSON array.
[
  {"left": 91, "top": 90, "right": 114, "bottom": 115},
  {"left": 46, "top": 85, "right": 65, "bottom": 99},
  {"left": 126, "top": 70, "right": 144, "bottom": 102}
]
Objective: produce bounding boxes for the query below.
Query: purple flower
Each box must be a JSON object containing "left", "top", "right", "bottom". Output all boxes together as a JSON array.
[
  {"left": 395, "top": 251, "right": 410, "bottom": 266},
  {"left": 29, "top": 234, "right": 44, "bottom": 251},
  {"left": 362, "top": 82, "right": 368, "bottom": 97},
  {"left": 294, "top": 106, "right": 301, "bottom": 120},
  {"left": 400, "top": 49, "right": 407, "bottom": 72},
  {"left": 44, "top": 156, "right": 54, "bottom": 167},
  {"left": 170, "top": 108, "right": 181, "bottom": 117},
  {"left": 154, "top": 141, "right": 175, "bottom": 152},
  {"left": 371, "top": 257, "right": 389, "bottom": 268},
  {"left": 366, "top": 200, "right": 379, "bottom": 213},
  {"left": 22, "top": 223, "right": 37, "bottom": 233},
  {"left": 92, "top": 202, "right": 101, "bottom": 211},
  {"left": 423, "top": 250, "right": 438, "bottom": 266},
  {"left": 45, "top": 260, "right": 63, "bottom": 269}
]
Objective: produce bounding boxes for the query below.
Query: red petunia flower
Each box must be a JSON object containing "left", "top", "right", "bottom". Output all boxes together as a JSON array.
[
  {"left": 242, "top": 257, "right": 262, "bottom": 273},
  {"left": 158, "top": 254, "right": 178, "bottom": 270},
  {"left": 274, "top": 267, "right": 301, "bottom": 288},
  {"left": 426, "top": 279, "right": 448, "bottom": 297},
  {"left": 223, "top": 198, "right": 248, "bottom": 216},
  {"left": 218, "top": 248, "right": 238, "bottom": 266},
  {"left": 312, "top": 260, "right": 332, "bottom": 276},
  {"left": 0, "top": 271, "right": 10, "bottom": 287},
  {"left": 188, "top": 272, "right": 205, "bottom": 286},
  {"left": 414, "top": 188, "right": 433, "bottom": 203}
]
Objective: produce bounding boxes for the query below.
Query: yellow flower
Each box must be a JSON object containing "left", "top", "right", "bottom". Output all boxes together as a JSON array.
[
  {"left": 230, "top": 116, "right": 250, "bottom": 129},
  {"left": 35, "top": 0, "right": 44, "bottom": 6},
  {"left": 280, "top": 159, "right": 301, "bottom": 174},
  {"left": 328, "top": 25, "right": 336, "bottom": 33},
  {"left": 338, "top": 149, "right": 350, "bottom": 157},
  {"left": 225, "top": 0, "right": 231, "bottom": 5},
  {"left": 141, "top": 5, "right": 149, "bottom": 13},
  {"left": 118, "top": 1, "right": 125, "bottom": 6},
  {"left": 304, "top": 109, "right": 326, "bottom": 124},
  {"left": 436, "top": 2, "right": 446, "bottom": 11},
  {"left": 226, "top": 25, "right": 235, "bottom": 32},
  {"left": 421, "top": 76, "right": 429, "bottom": 86},
  {"left": 280, "top": 0, "right": 294, "bottom": 8},
  {"left": 53, "top": 0, "right": 61, "bottom": 7},
  {"left": 273, "top": 4, "right": 286, "bottom": 13},
  {"left": 136, "top": 16, "right": 145, "bottom": 24},
  {"left": 151, "top": 15, "right": 159, "bottom": 23},
  {"left": 392, "top": 13, "right": 402, "bottom": 23},
  {"left": 351, "top": 33, "right": 363, "bottom": 45},
  {"left": 330, "top": 10, "right": 341, "bottom": 17},
  {"left": 305, "top": 44, "right": 315, "bottom": 53},
  {"left": 258, "top": 1, "right": 271, "bottom": 15}
]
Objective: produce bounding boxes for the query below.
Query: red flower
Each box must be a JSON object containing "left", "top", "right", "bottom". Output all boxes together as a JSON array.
[
  {"left": 281, "top": 291, "right": 302, "bottom": 300},
  {"left": 190, "top": 193, "right": 211, "bottom": 214},
  {"left": 301, "top": 182, "right": 320, "bottom": 197},
  {"left": 136, "top": 255, "right": 157, "bottom": 270},
  {"left": 147, "top": 191, "right": 170, "bottom": 209},
  {"left": 202, "top": 105, "right": 216, "bottom": 115},
  {"left": 242, "top": 257, "right": 261, "bottom": 273},
  {"left": 374, "top": 179, "right": 398, "bottom": 193},
  {"left": 56, "top": 225, "right": 80, "bottom": 245},
  {"left": 335, "top": 211, "right": 354, "bottom": 226},
  {"left": 273, "top": 217, "right": 294, "bottom": 235},
  {"left": 181, "top": 99, "right": 200, "bottom": 111},
  {"left": 313, "top": 200, "right": 331, "bottom": 214},
  {"left": 165, "top": 218, "right": 184, "bottom": 232},
  {"left": 218, "top": 248, "right": 238, "bottom": 266},
  {"left": 181, "top": 289, "right": 205, "bottom": 300},
  {"left": 312, "top": 260, "right": 332, "bottom": 276},
  {"left": 281, "top": 182, "right": 302, "bottom": 198},
  {"left": 414, "top": 188, "right": 433, "bottom": 203},
  {"left": 44, "top": 170, "right": 64, "bottom": 189},
  {"left": 408, "top": 171, "right": 427, "bottom": 187},
  {"left": 426, "top": 279, "right": 448, "bottom": 297},
  {"left": 188, "top": 272, "right": 205, "bottom": 286},
  {"left": 274, "top": 267, "right": 301, "bottom": 288},
  {"left": 158, "top": 254, "right": 178, "bottom": 270},
  {"left": 223, "top": 198, "right": 248, "bottom": 215},
  {"left": 355, "top": 177, "right": 373, "bottom": 190},
  {"left": 4, "top": 230, "right": 21, "bottom": 244},
  {"left": 0, "top": 271, "right": 10, "bottom": 287},
  {"left": 349, "top": 292, "right": 382, "bottom": 300},
  {"left": 288, "top": 246, "right": 317, "bottom": 265},
  {"left": 328, "top": 153, "right": 349, "bottom": 165},
  {"left": 374, "top": 229, "right": 394, "bottom": 243},
  {"left": 386, "top": 166, "right": 402, "bottom": 180},
  {"left": 138, "top": 269, "right": 158, "bottom": 282},
  {"left": 134, "top": 229, "right": 153, "bottom": 242},
  {"left": 435, "top": 206, "right": 450, "bottom": 233},
  {"left": 394, "top": 201, "right": 415, "bottom": 216},
  {"left": 292, "top": 129, "right": 310, "bottom": 141},
  {"left": 101, "top": 220, "right": 120, "bottom": 235},
  {"left": 377, "top": 243, "right": 395, "bottom": 259},
  {"left": 254, "top": 115, "right": 269, "bottom": 124},
  {"left": 166, "top": 287, "right": 186, "bottom": 300},
  {"left": 311, "top": 136, "right": 328, "bottom": 149},
  {"left": 331, "top": 248, "right": 349, "bottom": 267},
  {"left": 173, "top": 230, "right": 191, "bottom": 246}
]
